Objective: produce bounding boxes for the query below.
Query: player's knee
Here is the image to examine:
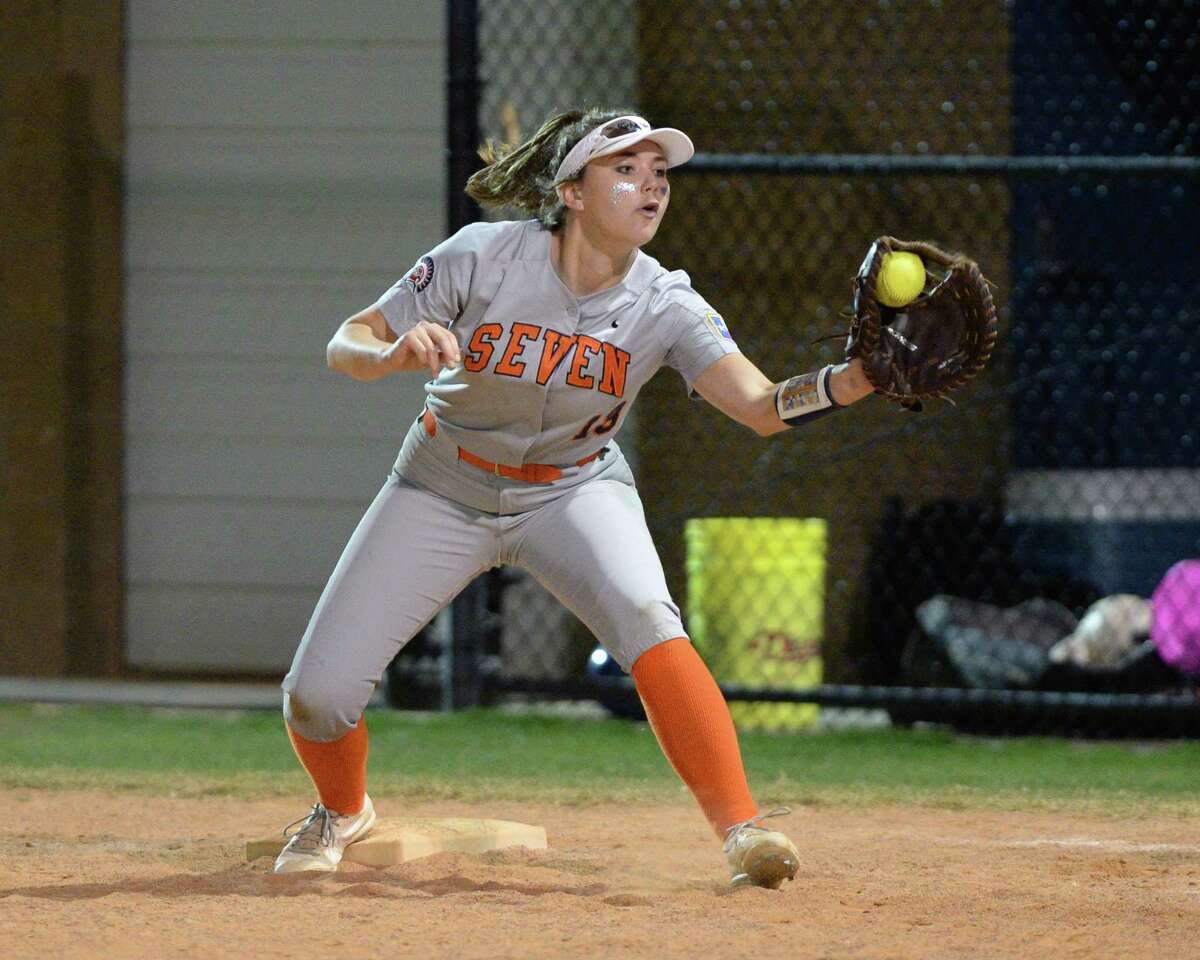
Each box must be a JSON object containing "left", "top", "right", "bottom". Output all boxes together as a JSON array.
[
  {"left": 610, "top": 600, "right": 685, "bottom": 672},
  {"left": 281, "top": 671, "right": 359, "bottom": 742},
  {"left": 635, "top": 599, "right": 682, "bottom": 638}
]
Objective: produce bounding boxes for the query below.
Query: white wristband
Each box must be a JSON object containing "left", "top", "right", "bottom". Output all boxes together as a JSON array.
[{"left": 775, "top": 364, "right": 844, "bottom": 425}]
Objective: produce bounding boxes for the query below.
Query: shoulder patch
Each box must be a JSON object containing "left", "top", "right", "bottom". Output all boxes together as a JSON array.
[
  {"left": 402, "top": 255, "right": 435, "bottom": 294},
  {"left": 704, "top": 311, "right": 733, "bottom": 340}
]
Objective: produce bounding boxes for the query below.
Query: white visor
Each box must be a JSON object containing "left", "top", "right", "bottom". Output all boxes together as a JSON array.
[{"left": 552, "top": 115, "right": 694, "bottom": 185}]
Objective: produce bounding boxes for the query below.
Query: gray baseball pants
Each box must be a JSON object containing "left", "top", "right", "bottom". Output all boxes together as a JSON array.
[{"left": 282, "top": 415, "right": 686, "bottom": 741}]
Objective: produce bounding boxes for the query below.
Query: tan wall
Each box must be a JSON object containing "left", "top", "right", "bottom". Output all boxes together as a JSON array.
[
  {"left": 121, "top": 2, "right": 447, "bottom": 674},
  {"left": 636, "top": 2, "right": 1013, "bottom": 680},
  {"left": 1, "top": 1, "right": 124, "bottom": 676}
]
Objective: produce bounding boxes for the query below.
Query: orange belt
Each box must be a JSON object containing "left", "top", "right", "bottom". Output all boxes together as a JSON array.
[{"left": 421, "top": 408, "right": 602, "bottom": 483}]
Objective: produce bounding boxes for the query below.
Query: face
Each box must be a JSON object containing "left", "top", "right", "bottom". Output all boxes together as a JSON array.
[{"left": 562, "top": 139, "right": 671, "bottom": 249}]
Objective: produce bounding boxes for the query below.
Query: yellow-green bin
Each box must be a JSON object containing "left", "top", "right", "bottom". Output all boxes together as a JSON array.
[{"left": 685, "top": 517, "right": 826, "bottom": 732}]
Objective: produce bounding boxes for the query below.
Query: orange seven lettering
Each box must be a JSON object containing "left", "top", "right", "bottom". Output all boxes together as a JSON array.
[{"left": 463, "top": 325, "right": 629, "bottom": 398}]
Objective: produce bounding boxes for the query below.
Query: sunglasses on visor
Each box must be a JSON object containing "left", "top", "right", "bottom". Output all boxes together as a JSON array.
[{"left": 598, "top": 118, "right": 646, "bottom": 138}]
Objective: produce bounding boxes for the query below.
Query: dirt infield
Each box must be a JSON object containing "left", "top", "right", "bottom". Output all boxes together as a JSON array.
[{"left": 1, "top": 789, "right": 1196, "bottom": 960}]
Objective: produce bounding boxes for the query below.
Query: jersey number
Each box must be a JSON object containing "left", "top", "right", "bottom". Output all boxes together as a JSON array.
[{"left": 572, "top": 402, "right": 626, "bottom": 440}]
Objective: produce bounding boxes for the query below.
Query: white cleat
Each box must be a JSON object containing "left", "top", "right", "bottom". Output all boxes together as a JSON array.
[
  {"left": 723, "top": 806, "right": 800, "bottom": 890},
  {"left": 273, "top": 794, "right": 377, "bottom": 874}
]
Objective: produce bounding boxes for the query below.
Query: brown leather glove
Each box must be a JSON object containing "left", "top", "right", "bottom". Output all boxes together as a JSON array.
[{"left": 847, "top": 237, "right": 998, "bottom": 411}]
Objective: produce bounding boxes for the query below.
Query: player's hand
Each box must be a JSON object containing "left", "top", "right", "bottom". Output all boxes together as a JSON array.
[{"left": 378, "top": 321, "right": 462, "bottom": 378}]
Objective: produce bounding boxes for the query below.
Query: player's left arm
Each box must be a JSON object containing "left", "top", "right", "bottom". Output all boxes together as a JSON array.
[{"left": 693, "top": 354, "right": 874, "bottom": 437}]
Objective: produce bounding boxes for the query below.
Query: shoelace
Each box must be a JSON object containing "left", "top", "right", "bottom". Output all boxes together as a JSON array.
[
  {"left": 724, "top": 805, "right": 792, "bottom": 845},
  {"left": 282, "top": 803, "right": 334, "bottom": 854}
]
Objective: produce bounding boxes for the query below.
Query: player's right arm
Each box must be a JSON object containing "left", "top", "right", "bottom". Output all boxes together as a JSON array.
[
  {"left": 326, "top": 309, "right": 461, "bottom": 382},
  {"left": 329, "top": 223, "right": 494, "bottom": 381}
]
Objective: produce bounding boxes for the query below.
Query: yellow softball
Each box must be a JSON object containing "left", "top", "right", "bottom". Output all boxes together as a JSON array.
[{"left": 876, "top": 251, "right": 927, "bottom": 307}]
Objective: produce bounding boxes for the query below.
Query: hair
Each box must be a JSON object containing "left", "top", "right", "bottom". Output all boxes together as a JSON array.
[{"left": 465, "top": 106, "right": 635, "bottom": 231}]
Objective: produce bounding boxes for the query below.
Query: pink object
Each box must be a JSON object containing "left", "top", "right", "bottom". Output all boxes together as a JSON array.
[{"left": 1151, "top": 560, "right": 1200, "bottom": 677}]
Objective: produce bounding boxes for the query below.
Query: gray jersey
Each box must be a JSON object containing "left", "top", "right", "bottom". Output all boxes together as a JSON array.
[
  {"left": 285, "top": 221, "right": 738, "bottom": 743},
  {"left": 374, "top": 219, "right": 739, "bottom": 466}
]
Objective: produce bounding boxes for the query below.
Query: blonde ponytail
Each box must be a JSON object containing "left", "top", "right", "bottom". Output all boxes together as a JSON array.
[{"left": 465, "top": 106, "right": 633, "bottom": 231}]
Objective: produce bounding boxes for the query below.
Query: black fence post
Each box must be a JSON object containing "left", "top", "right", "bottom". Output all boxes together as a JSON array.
[
  {"left": 444, "top": 0, "right": 484, "bottom": 710},
  {"left": 443, "top": 581, "right": 487, "bottom": 713},
  {"left": 446, "top": 0, "right": 482, "bottom": 235}
]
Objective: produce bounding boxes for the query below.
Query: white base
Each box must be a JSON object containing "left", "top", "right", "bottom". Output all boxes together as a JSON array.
[{"left": 248, "top": 817, "right": 548, "bottom": 867}]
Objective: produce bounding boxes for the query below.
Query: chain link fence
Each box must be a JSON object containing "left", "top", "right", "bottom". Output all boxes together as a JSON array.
[{"left": 387, "top": 0, "right": 1200, "bottom": 736}]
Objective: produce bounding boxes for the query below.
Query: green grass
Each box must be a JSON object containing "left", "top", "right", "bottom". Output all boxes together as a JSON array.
[{"left": 1, "top": 703, "right": 1197, "bottom": 816}]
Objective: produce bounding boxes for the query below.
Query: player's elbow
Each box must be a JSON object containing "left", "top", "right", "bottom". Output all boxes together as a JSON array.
[
  {"left": 325, "top": 329, "right": 376, "bottom": 381},
  {"left": 325, "top": 338, "right": 359, "bottom": 379}
]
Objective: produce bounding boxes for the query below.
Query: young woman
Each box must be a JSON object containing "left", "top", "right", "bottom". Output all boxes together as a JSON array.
[{"left": 274, "top": 108, "right": 875, "bottom": 888}]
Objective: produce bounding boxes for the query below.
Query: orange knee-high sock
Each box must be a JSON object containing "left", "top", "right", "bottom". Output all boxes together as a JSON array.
[
  {"left": 286, "top": 716, "right": 368, "bottom": 815},
  {"left": 631, "top": 638, "right": 758, "bottom": 837}
]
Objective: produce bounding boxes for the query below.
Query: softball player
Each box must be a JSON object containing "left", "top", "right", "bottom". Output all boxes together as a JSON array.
[{"left": 275, "top": 108, "right": 875, "bottom": 888}]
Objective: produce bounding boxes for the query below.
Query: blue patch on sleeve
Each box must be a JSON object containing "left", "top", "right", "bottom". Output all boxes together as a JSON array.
[{"left": 705, "top": 311, "right": 732, "bottom": 340}]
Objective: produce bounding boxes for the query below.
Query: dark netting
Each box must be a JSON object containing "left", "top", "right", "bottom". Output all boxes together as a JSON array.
[{"left": 386, "top": 0, "right": 1200, "bottom": 736}]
